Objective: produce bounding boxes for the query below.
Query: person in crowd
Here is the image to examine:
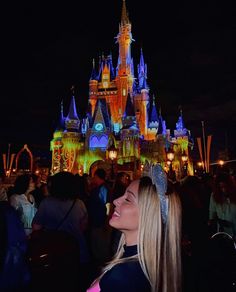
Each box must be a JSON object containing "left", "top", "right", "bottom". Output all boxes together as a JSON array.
[
  {"left": 209, "top": 172, "right": 236, "bottom": 238},
  {"left": 88, "top": 168, "right": 111, "bottom": 224},
  {"left": 111, "top": 172, "right": 130, "bottom": 201},
  {"left": 74, "top": 174, "right": 90, "bottom": 207},
  {"left": 86, "top": 168, "right": 112, "bottom": 268},
  {"left": 179, "top": 175, "right": 210, "bottom": 292},
  {"left": 10, "top": 174, "right": 37, "bottom": 236},
  {"left": 32, "top": 171, "right": 90, "bottom": 291},
  {"left": 32, "top": 171, "right": 89, "bottom": 263},
  {"left": 30, "top": 174, "right": 45, "bottom": 208},
  {"left": 0, "top": 200, "right": 31, "bottom": 291},
  {"left": 87, "top": 164, "right": 182, "bottom": 292}
]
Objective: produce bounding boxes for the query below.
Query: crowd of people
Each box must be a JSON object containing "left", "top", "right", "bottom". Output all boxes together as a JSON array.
[{"left": 0, "top": 166, "right": 236, "bottom": 291}]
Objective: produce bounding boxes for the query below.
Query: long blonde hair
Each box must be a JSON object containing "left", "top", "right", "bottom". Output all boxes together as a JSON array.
[{"left": 99, "top": 176, "right": 181, "bottom": 292}]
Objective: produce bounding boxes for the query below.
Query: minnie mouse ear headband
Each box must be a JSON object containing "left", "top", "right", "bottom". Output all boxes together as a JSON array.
[{"left": 142, "top": 161, "right": 168, "bottom": 225}]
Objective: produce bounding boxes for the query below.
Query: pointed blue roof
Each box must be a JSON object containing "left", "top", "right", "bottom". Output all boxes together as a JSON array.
[
  {"left": 176, "top": 109, "right": 185, "bottom": 131},
  {"left": 139, "top": 48, "right": 145, "bottom": 69},
  {"left": 56, "top": 101, "right": 65, "bottom": 131},
  {"left": 108, "top": 54, "right": 115, "bottom": 80},
  {"left": 92, "top": 98, "right": 110, "bottom": 129},
  {"left": 90, "top": 59, "right": 98, "bottom": 80},
  {"left": 67, "top": 96, "right": 79, "bottom": 120},
  {"left": 124, "top": 93, "right": 135, "bottom": 117},
  {"left": 149, "top": 97, "right": 158, "bottom": 123},
  {"left": 157, "top": 111, "right": 164, "bottom": 135},
  {"left": 140, "top": 78, "right": 148, "bottom": 90},
  {"left": 137, "top": 49, "right": 149, "bottom": 91}
]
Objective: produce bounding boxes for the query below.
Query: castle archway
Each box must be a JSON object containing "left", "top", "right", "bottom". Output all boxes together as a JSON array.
[{"left": 15, "top": 144, "right": 33, "bottom": 172}]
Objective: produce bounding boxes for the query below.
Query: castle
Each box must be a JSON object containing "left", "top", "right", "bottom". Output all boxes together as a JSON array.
[{"left": 50, "top": 0, "right": 193, "bottom": 178}]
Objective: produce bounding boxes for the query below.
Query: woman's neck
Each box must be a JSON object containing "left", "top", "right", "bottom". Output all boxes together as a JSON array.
[{"left": 124, "top": 233, "right": 138, "bottom": 246}]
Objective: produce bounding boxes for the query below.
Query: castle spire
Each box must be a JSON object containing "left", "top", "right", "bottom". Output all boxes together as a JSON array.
[
  {"left": 116, "top": 0, "right": 133, "bottom": 78},
  {"left": 90, "top": 58, "right": 97, "bottom": 80},
  {"left": 174, "top": 106, "right": 188, "bottom": 137},
  {"left": 138, "top": 48, "right": 148, "bottom": 90},
  {"left": 157, "top": 108, "right": 164, "bottom": 135},
  {"left": 55, "top": 100, "right": 65, "bottom": 131},
  {"left": 140, "top": 48, "right": 145, "bottom": 69},
  {"left": 60, "top": 100, "right": 64, "bottom": 115},
  {"left": 149, "top": 95, "right": 158, "bottom": 123},
  {"left": 67, "top": 96, "right": 79, "bottom": 120},
  {"left": 124, "top": 93, "right": 135, "bottom": 117},
  {"left": 121, "top": 0, "right": 130, "bottom": 25}
]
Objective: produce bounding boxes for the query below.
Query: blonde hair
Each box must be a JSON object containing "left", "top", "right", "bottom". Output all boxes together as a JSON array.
[
  {"left": 98, "top": 177, "right": 182, "bottom": 292},
  {"left": 162, "top": 191, "right": 182, "bottom": 292}
]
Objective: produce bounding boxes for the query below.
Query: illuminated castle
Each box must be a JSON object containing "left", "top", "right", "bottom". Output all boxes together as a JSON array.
[{"left": 51, "top": 0, "right": 193, "bottom": 178}]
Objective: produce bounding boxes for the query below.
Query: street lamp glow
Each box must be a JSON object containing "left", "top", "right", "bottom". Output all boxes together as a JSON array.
[
  {"left": 181, "top": 152, "right": 188, "bottom": 163},
  {"left": 218, "top": 160, "right": 224, "bottom": 166},
  {"left": 107, "top": 143, "right": 118, "bottom": 161},
  {"left": 166, "top": 150, "right": 174, "bottom": 162}
]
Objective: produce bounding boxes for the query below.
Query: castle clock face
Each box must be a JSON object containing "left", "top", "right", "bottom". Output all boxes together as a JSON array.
[
  {"left": 95, "top": 123, "right": 104, "bottom": 131},
  {"left": 103, "top": 81, "right": 108, "bottom": 88}
]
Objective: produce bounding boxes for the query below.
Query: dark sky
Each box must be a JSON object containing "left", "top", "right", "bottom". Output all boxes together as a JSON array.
[{"left": 0, "top": 0, "right": 235, "bottom": 161}]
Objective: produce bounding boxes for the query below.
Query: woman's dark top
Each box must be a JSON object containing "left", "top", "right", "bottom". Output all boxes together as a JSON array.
[{"left": 100, "top": 245, "right": 151, "bottom": 292}]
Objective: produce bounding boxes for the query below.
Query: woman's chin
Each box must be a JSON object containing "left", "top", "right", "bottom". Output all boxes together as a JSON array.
[{"left": 109, "top": 217, "right": 119, "bottom": 228}]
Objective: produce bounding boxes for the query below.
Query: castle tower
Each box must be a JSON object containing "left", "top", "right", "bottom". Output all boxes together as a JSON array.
[
  {"left": 115, "top": 0, "right": 134, "bottom": 119},
  {"left": 62, "top": 94, "right": 81, "bottom": 173},
  {"left": 121, "top": 93, "right": 140, "bottom": 161},
  {"left": 134, "top": 48, "right": 150, "bottom": 138},
  {"left": 89, "top": 59, "right": 98, "bottom": 117},
  {"left": 65, "top": 95, "right": 80, "bottom": 132},
  {"left": 50, "top": 101, "right": 65, "bottom": 174},
  {"left": 147, "top": 95, "right": 159, "bottom": 140}
]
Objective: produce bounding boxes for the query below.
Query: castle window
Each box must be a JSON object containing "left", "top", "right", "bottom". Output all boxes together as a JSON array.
[
  {"left": 89, "top": 134, "right": 108, "bottom": 149},
  {"left": 122, "top": 88, "right": 126, "bottom": 96}
]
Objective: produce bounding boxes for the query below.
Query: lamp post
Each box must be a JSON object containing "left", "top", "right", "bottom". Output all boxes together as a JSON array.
[
  {"left": 166, "top": 149, "right": 175, "bottom": 181},
  {"left": 181, "top": 151, "right": 188, "bottom": 177},
  {"left": 107, "top": 142, "right": 118, "bottom": 180}
]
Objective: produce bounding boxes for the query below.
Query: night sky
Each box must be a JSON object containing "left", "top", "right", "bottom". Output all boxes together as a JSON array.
[{"left": 0, "top": 0, "right": 234, "bottom": 161}]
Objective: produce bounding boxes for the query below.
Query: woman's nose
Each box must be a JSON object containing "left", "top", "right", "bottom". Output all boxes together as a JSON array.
[{"left": 113, "top": 196, "right": 122, "bottom": 206}]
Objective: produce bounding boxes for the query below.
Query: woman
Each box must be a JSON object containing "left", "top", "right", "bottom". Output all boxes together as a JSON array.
[
  {"left": 10, "top": 174, "right": 36, "bottom": 236},
  {"left": 87, "top": 164, "right": 182, "bottom": 292}
]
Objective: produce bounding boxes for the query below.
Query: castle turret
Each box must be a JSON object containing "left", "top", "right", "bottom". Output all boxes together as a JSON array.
[
  {"left": 107, "top": 54, "right": 115, "bottom": 80},
  {"left": 65, "top": 96, "right": 80, "bottom": 132},
  {"left": 122, "top": 93, "right": 136, "bottom": 128},
  {"left": 157, "top": 109, "right": 164, "bottom": 136},
  {"left": 117, "top": 0, "right": 132, "bottom": 75},
  {"left": 89, "top": 59, "right": 98, "bottom": 117},
  {"left": 115, "top": 0, "right": 134, "bottom": 118},
  {"left": 101, "top": 62, "right": 110, "bottom": 89},
  {"left": 147, "top": 95, "right": 158, "bottom": 140},
  {"left": 55, "top": 101, "right": 65, "bottom": 134},
  {"left": 174, "top": 109, "right": 188, "bottom": 137},
  {"left": 137, "top": 48, "right": 148, "bottom": 91}
]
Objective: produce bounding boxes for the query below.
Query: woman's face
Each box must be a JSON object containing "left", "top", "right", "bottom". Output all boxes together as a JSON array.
[{"left": 110, "top": 180, "right": 139, "bottom": 244}]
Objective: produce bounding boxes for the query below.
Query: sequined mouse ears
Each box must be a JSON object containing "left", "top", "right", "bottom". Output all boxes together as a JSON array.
[{"left": 142, "top": 161, "right": 168, "bottom": 224}]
